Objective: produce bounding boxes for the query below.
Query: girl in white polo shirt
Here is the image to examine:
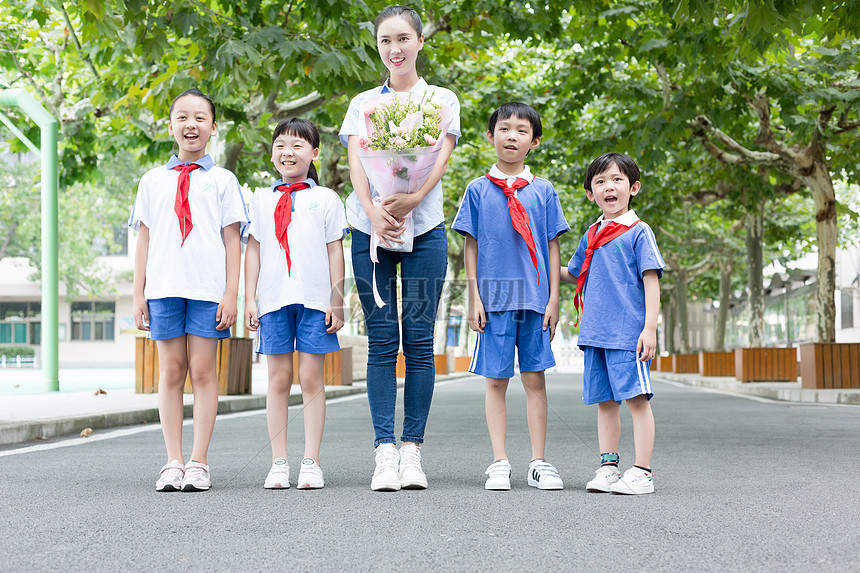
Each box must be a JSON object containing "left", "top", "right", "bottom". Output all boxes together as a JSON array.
[
  {"left": 130, "top": 88, "right": 250, "bottom": 492},
  {"left": 244, "top": 118, "right": 348, "bottom": 490}
]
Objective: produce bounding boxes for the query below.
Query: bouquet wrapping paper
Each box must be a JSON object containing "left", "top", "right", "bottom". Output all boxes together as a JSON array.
[{"left": 357, "top": 93, "right": 453, "bottom": 307}]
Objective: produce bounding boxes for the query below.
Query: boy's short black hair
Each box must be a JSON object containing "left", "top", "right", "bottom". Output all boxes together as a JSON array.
[
  {"left": 488, "top": 102, "right": 542, "bottom": 139},
  {"left": 169, "top": 88, "right": 216, "bottom": 121},
  {"left": 584, "top": 152, "right": 640, "bottom": 191}
]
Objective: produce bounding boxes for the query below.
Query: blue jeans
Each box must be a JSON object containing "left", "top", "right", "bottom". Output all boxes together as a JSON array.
[{"left": 351, "top": 225, "right": 448, "bottom": 447}]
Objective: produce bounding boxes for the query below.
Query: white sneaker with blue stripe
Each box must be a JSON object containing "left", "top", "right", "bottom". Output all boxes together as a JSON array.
[{"left": 610, "top": 467, "right": 654, "bottom": 495}]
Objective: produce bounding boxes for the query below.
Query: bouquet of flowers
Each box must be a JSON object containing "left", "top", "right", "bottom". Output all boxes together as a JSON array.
[{"left": 357, "top": 92, "right": 453, "bottom": 307}]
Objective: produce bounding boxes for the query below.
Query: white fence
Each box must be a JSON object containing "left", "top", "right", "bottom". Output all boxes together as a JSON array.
[{"left": 0, "top": 355, "right": 37, "bottom": 368}]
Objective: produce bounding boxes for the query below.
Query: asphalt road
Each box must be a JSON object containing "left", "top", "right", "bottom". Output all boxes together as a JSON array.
[{"left": 1, "top": 373, "right": 858, "bottom": 572}]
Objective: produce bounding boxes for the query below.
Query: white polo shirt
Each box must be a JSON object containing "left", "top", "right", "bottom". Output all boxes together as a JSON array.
[
  {"left": 247, "top": 179, "right": 349, "bottom": 317},
  {"left": 339, "top": 77, "right": 461, "bottom": 237},
  {"left": 129, "top": 154, "right": 250, "bottom": 303}
]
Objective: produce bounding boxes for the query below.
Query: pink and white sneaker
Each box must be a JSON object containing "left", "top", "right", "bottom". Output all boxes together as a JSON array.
[
  {"left": 181, "top": 461, "right": 211, "bottom": 492},
  {"left": 156, "top": 459, "right": 184, "bottom": 492}
]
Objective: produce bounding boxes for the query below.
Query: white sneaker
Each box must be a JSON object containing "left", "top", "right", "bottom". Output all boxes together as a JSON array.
[
  {"left": 371, "top": 444, "right": 401, "bottom": 491},
  {"left": 156, "top": 459, "right": 184, "bottom": 492},
  {"left": 181, "top": 461, "right": 211, "bottom": 492},
  {"left": 398, "top": 444, "right": 428, "bottom": 489},
  {"left": 610, "top": 467, "right": 654, "bottom": 495},
  {"left": 586, "top": 465, "right": 622, "bottom": 492},
  {"left": 485, "top": 459, "right": 512, "bottom": 490},
  {"left": 264, "top": 458, "right": 290, "bottom": 489},
  {"left": 527, "top": 459, "right": 564, "bottom": 490},
  {"left": 296, "top": 458, "right": 325, "bottom": 490}
]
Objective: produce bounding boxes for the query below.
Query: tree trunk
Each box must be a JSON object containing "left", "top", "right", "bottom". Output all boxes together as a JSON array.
[
  {"left": 663, "top": 294, "right": 676, "bottom": 355},
  {"left": 746, "top": 205, "right": 765, "bottom": 347},
  {"left": 806, "top": 159, "right": 837, "bottom": 343},
  {"left": 714, "top": 256, "right": 732, "bottom": 351},
  {"left": 675, "top": 269, "right": 690, "bottom": 354},
  {"left": 223, "top": 141, "right": 244, "bottom": 174}
]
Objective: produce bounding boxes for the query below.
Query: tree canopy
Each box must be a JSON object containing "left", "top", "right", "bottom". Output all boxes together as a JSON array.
[{"left": 2, "top": 0, "right": 859, "bottom": 346}]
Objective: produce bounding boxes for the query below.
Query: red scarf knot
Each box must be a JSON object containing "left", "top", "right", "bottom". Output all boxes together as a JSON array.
[
  {"left": 274, "top": 181, "right": 311, "bottom": 275},
  {"left": 485, "top": 173, "right": 540, "bottom": 285},
  {"left": 172, "top": 162, "right": 202, "bottom": 246},
  {"left": 573, "top": 219, "right": 639, "bottom": 326}
]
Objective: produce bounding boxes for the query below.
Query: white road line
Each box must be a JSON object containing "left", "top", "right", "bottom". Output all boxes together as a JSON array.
[{"left": 0, "top": 376, "right": 474, "bottom": 458}]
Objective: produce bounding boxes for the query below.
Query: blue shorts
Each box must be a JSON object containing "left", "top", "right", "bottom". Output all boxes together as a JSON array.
[
  {"left": 469, "top": 310, "right": 555, "bottom": 379},
  {"left": 255, "top": 304, "right": 340, "bottom": 355},
  {"left": 582, "top": 346, "right": 653, "bottom": 405},
  {"left": 147, "top": 298, "right": 230, "bottom": 341}
]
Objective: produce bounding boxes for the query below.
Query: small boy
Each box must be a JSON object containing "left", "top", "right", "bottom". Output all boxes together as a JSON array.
[
  {"left": 560, "top": 152, "right": 664, "bottom": 495},
  {"left": 453, "top": 102, "right": 570, "bottom": 491}
]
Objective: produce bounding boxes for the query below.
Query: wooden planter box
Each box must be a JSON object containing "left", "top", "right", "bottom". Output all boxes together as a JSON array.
[
  {"left": 396, "top": 352, "right": 450, "bottom": 377},
  {"left": 454, "top": 356, "right": 472, "bottom": 372},
  {"left": 699, "top": 351, "right": 735, "bottom": 377},
  {"left": 672, "top": 353, "right": 699, "bottom": 373},
  {"left": 734, "top": 347, "right": 797, "bottom": 382},
  {"left": 799, "top": 343, "right": 860, "bottom": 389},
  {"left": 135, "top": 337, "right": 253, "bottom": 395},
  {"left": 650, "top": 359, "right": 657, "bottom": 371},
  {"left": 435, "top": 354, "right": 450, "bottom": 375},
  {"left": 291, "top": 347, "right": 353, "bottom": 386},
  {"left": 657, "top": 355, "right": 674, "bottom": 372}
]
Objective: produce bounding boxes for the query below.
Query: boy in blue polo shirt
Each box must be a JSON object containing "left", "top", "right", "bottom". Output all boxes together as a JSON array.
[
  {"left": 561, "top": 152, "right": 664, "bottom": 495},
  {"left": 453, "top": 102, "right": 569, "bottom": 491}
]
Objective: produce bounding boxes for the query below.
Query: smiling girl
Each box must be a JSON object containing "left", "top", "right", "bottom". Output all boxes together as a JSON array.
[
  {"left": 130, "top": 88, "right": 250, "bottom": 492},
  {"left": 244, "top": 118, "right": 348, "bottom": 490},
  {"left": 339, "top": 5, "right": 461, "bottom": 491}
]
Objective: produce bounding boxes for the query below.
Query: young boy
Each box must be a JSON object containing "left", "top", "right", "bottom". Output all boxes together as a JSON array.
[
  {"left": 561, "top": 152, "right": 664, "bottom": 495},
  {"left": 453, "top": 102, "right": 570, "bottom": 491}
]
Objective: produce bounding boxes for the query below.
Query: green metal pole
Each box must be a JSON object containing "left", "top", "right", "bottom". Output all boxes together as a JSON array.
[
  {"left": 40, "top": 112, "right": 59, "bottom": 391},
  {"left": 0, "top": 89, "right": 59, "bottom": 391}
]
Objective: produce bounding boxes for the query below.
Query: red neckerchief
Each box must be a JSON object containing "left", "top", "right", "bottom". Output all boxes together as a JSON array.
[
  {"left": 573, "top": 219, "right": 640, "bottom": 326},
  {"left": 172, "top": 163, "right": 202, "bottom": 245},
  {"left": 274, "top": 181, "right": 311, "bottom": 275},
  {"left": 485, "top": 174, "right": 540, "bottom": 284}
]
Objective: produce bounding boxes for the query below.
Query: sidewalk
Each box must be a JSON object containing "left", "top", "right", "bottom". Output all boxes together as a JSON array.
[
  {"left": 0, "top": 363, "right": 471, "bottom": 446},
  {"left": 652, "top": 371, "right": 860, "bottom": 405}
]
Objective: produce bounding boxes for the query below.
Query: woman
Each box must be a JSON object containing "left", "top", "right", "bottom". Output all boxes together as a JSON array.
[{"left": 339, "top": 4, "right": 460, "bottom": 491}]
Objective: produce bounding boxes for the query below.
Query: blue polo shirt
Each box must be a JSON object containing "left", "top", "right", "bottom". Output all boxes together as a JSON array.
[
  {"left": 453, "top": 167, "right": 569, "bottom": 314},
  {"left": 568, "top": 210, "right": 665, "bottom": 351}
]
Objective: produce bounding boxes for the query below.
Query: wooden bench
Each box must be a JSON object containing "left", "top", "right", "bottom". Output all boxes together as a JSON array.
[
  {"left": 672, "top": 353, "right": 699, "bottom": 373},
  {"left": 734, "top": 347, "right": 797, "bottom": 382},
  {"left": 799, "top": 343, "right": 860, "bottom": 389},
  {"left": 135, "top": 337, "right": 253, "bottom": 395},
  {"left": 699, "top": 351, "right": 735, "bottom": 377}
]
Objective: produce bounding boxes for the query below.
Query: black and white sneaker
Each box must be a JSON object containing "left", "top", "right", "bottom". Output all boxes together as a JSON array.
[
  {"left": 527, "top": 459, "right": 563, "bottom": 490},
  {"left": 485, "top": 459, "right": 512, "bottom": 490}
]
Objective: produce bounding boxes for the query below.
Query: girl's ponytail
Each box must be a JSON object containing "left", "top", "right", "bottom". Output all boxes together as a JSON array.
[
  {"left": 272, "top": 117, "right": 321, "bottom": 185},
  {"left": 306, "top": 162, "right": 320, "bottom": 186}
]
